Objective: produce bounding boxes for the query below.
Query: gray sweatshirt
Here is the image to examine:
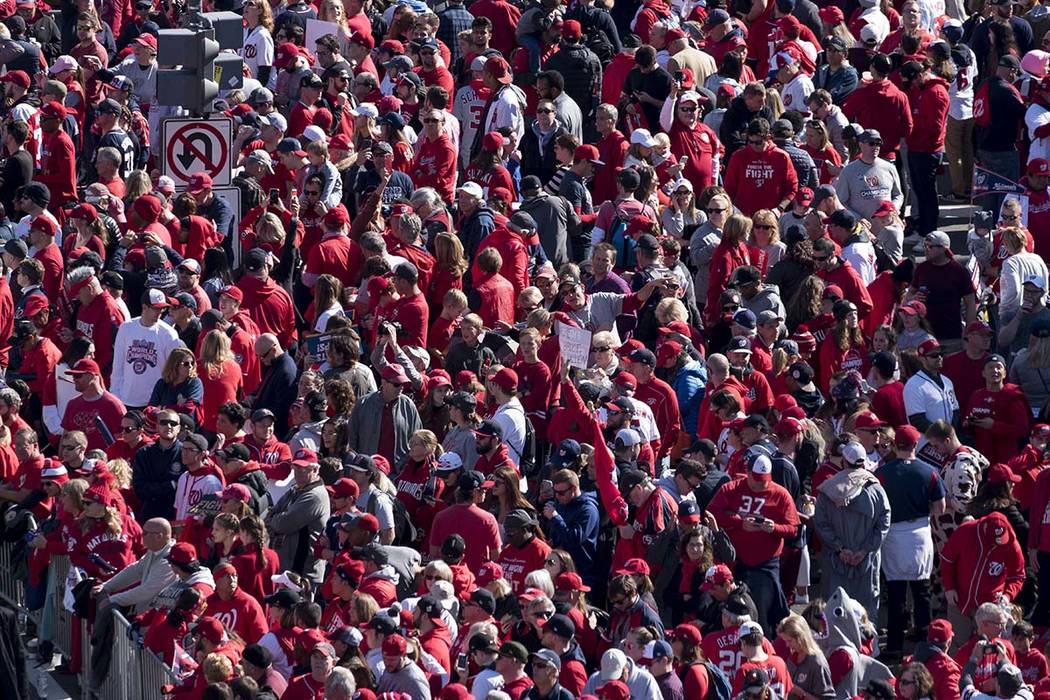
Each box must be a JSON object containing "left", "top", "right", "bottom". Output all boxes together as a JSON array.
[
  {"left": 377, "top": 659, "right": 432, "bottom": 699},
  {"left": 834, "top": 157, "right": 903, "bottom": 221}
]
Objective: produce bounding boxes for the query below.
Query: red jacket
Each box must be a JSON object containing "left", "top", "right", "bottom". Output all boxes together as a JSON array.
[
  {"left": 724, "top": 142, "right": 798, "bottom": 216},
  {"left": 843, "top": 78, "right": 913, "bottom": 160},
  {"left": 906, "top": 77, "right": 950, "bottom": 152},
  {"left": 966, "top": 384, "right": 1031, "bottom": 464},
  {"left": 864, "top": 270, "right": 901, "bottom": 335},
  {"left": 236, "top": 274, "right": 298, "bottom": 350},
  {"left": 410, "top": 133, "right": 458, "bottom": 202},
  {"left": 287, "top": 101, "right": 316, "bottom": 139},
  {"left": 636, "top": 375, "right": 682, "bottom": 460},
  {"left": 471, "top": 225, "right": 529, "bottom": 296},
  {"left": 940, "top": 511, "right": 1025, "bottom": 615},
  {"left": 1007, "top": 445, "right": 1045, "bottom": 512},
  {"left": 468, "top": 0, "right": 521, "bottom": 57},
  {"left": 904, "top": 647, "right": 959, "bottom": 700},
  {"left": 472, "top": 271, "right": 516, "bottom": 328}
]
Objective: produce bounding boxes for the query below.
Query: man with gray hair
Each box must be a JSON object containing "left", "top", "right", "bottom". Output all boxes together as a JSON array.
[
  {"left": 359, "top": 230, "right": 409, "bottom": 272},
  {"left": 64, "top": 264, "right": 125, "bottom": 375},
  {"left": 95, "top": 518, "right": 175, "bottom": 612},
  {"left": 266, "top": 450, "right": 331, "bottom": 584},
  {"left": 325, "top": 666, "right": 357, "bottom": 699},
  {"left": 391, "top": 211, "right": 435, "bottom": 293}
]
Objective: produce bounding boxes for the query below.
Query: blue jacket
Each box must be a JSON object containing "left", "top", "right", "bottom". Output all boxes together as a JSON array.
[
  {"left": 670, "top": 360, "right": 707, "bottom": 439},
  {"left": 547, "top": 492, "right": 600, "bottom": 585}
]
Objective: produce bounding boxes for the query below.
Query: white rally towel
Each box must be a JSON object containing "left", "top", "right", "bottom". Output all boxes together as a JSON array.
[{"left": 881, "top": 518, "right": 934, "bottom": 581}]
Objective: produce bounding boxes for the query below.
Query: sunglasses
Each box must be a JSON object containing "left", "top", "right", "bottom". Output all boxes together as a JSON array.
[
  {"left": 706, "top": 207, "right": 727, "bottom": 214},
  {"left": 537, "top": 108, "right": 554, "bottom": 114},
  {"left": 748, "top": 139, "right": 765, "bottom": 145},
  {"left": 925, "top": 352, "right": 944, "bottom": 359},
  {"left": 305, "top": 190, "right": 321, "bottom": 196},
  {"left": 679, "top": 106, "right": 697, "bottom": 113},
  {"left": 158, "top": 419, "right": 180, "bottom": 427},
  {"left": 592, "top": 346, "right": 611, "bottom": 352},
  {"left": 423, "top": 118, "right": 443, "bottom": 124},
  {"left": 723, "top": 304, "right": 740, "bottom": 311},
  {"left": 754, "top": 224, "right": 774, "bottom": 230},
  {"left": 179, "top": 360, "right": 193, "bottom": 367}
]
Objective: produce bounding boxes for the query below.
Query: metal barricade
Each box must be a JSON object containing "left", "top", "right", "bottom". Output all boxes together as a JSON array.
[
  {"left": 50, "top": 555, "right": 75, "bottom": 659},
  {"left": 0, "top": 542, "right": 25, "bottom": 609},
  {"left": 137, "top": 640, "right": 180, "bottom": 700}
]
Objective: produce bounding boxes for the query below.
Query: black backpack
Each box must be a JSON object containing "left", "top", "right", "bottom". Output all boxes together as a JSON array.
[
  {"left": 505, "top": 405, "right": 539, "bottom": 479},
  {"left": 366, "top": 490, "right": 417, "bottom": 547}
]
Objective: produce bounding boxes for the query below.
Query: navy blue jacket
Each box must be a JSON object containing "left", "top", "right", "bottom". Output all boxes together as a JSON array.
[{"left": 546, "top": 492, "right": 600, "bottom": 586}]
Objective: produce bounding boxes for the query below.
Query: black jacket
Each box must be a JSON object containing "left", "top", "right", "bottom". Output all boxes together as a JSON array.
[
  {"left": 0, "top": 605, "right": 27, "bottom": 700},
  {"left": 132, "top": 439, "right": 183, "bottom": 521},
  {"left": 544, "top": 42, "right": 603, "bottom": 121},
  {"left": 976, "top": 75, "right": 1027, "bottom": 151},
  {"left": 719, "top": 98, "right": 775, "bottom": 163},
  {"left": 520, "top": 122, "right": 568, "bottom": 185}
]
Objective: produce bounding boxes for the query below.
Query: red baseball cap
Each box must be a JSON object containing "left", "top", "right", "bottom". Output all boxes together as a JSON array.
[
  {"left": 490, "top": 367, "right": 518, "bottom": 393},
  {"left": 221, "top": 484, "right": 252, "bottom": 502},
  {"left": 701, "top": 563, "right": 734, "bottom": 591},
  {"left": 484, "top": 56, "right": 512, "bottom": 84},
  {"left": 0, "top": 70, "right": 30, "bottom": 89},
  {"left": 476, "top": 561, "right": 505, "bottom": 587},
  {"left": 614, "top": 558, "right": 650, "bottom": 576},
  {"left": 853, "top": 411, "right": 887, "bottom": 430},
  {"left": 927, "top": 619, "right": 953, "bottom": 645},
  {"left": 68, "top": 358, "right": 101, "bottom": 376},
  {"left": 324, "top": 205, "right": 351, "bottom": 229},
  {"left": 219, "top": 285, "right": 244, "bottom": 304},
  {"left": 133, "top": 33, "right": 158, "bottom": 51},
  {"left": 561, "top": 19, "right": 583, "bottom": 41},
  {"left": 987, "top": 462, "right": 1022, "bottom": 484},
  {"left": 965, "top": 320, "right": 993, "bottom": 337},
  {"left": 30, "top": 215, "right": 58, "bottom": 237},
  {"left": 872, "top": 200, "right": 898, "bottom": 218},
  {"left": 1030, "top": 158, "right": 1050, "bottom": 176},
  {"left": 21, "top": 294, "right": 49, "bottom": 318},
  {"left": 194, "top": 616, "right": 225, "bottom": 644},
  {"left": 773, "top": 417, "right": 805, "bottom": 437},
  {"left": 166, "top": 541, "right": 198, "bottom": 565},
  {"left": 894, "top": 425, "right": 922, "bottom": 449},
  {"left": 329, "top": 478, "right": 360, "bottom": 499},
  {"left": 667, "top": 623, "right": 702, "bottom": 645},
  {"left": 917, "top": 338, "right": 942, "bottom": 357},
  {"left": 555, "top": 571, "right": 591, "bottom": 592},
  {"left": 69, "top": 203, "right": 99, "bottom": 222},
  {"left": 382, "top": 634, "right": 408, "bottom": 656},
  {"left": 186, "top": 172, "right": 213, "bottom": 194},
  {"left": 573, "top": 144, "right": 604, "bottom": 165},
  {"left": 1032, "top": 423, "right": 1050, "bottom": 438}
]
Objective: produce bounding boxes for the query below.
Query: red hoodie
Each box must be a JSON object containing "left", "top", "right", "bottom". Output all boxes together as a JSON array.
[
  {"left": 966, "top": 384, "right": 1031, "bottom": 464},
  {"left": 696, "top": 376, "right": 749, "bottom": 441},
  {"left": 706, "top": 241, "right": 756, "bottom": 321},
  {"left": 906, "top": 76, "right": 950, "bottom": 152},
  {"left": 235, "top": 275, "right": 298, "bottom": 350},
  {"left": 843, "top": 78, "right": 913, "bottom": 160},
  {"left": 1007, "top": 444, "right": 1045, "bottom": 511},
  {"left": 816, "top": 260, "right": 874, "bottom": 318},
  {"left": 940, "top": 511, "right": 1025, "bottom": 615},
  {"left": 206, "top": 587, "right": 269, "bottom": 644},
  {"left": 471, "top": 225, "right": 529, "bottom": 296},
  {"left": 724, "top": 142, "right": 799, "bottom": 216},
  {"left": 863, "top": 270, "right": 901, "bottom": 335}
]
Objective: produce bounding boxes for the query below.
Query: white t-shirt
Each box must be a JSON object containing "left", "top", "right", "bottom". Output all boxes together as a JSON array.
[
  {"left": 242, "top": 25, "right": 275, "bottom": 88},
  {"left": 903, "top": 370, "right": 959, "bottom": 428},
  {"left": 111, "top": 317, "right": 183, "bottom": 407},
  {"left": 948, "top": 45, "right": 977, "bottom": 121},
  {"left": 492, "top": 398, "right": 527, "bottom": 467},
  {"left": 780, "top": 73, "right": 815, "bottom": 116}
]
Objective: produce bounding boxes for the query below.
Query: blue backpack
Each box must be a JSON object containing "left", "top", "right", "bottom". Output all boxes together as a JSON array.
[
  {"left": 605, "top": 210, "right": 636, "bottom": 269},
  {"left": 697, "top": 660, "right": 732, "bottom": 700}
]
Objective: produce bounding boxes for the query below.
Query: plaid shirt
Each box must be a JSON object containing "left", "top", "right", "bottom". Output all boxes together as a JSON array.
[{"left": 437, "top": 4, "right": 475, "bottom": 65}]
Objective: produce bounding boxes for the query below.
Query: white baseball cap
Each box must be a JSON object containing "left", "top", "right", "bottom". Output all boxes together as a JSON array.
[
  {"left": 630, "top": 128, "right": 657, "bottom": 148},
  {"left": 457, "top": 182, "right": 484, "bottom": 199},
  {"left": 736, "top": 620, "right": 764, "bottom": 642},
  {"left": 841, "top": 441, "right": 868, "bottom": 467},
  {"left": 301, "top": 125, "right": 327, "bottom": 144},
  {"left": 615, "top": 428, "right": 642, "bottom": 447}
]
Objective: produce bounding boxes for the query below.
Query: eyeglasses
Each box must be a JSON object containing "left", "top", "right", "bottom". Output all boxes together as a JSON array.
[
  {"left": 533, "top": 660, "right": 551, "bottom": 670},
  {"left": 158, "top": 419, "right": 180, "bottom": 427},
  {"left": 1002, "top": 214, "right": 1021, "bottom": 220},
  {"left": 900, "top": 679, "right": 916, "bottom": 687},
  {"left": 554, "top": 487, "right": 571, "bottom": 495},
  {"left": 536, "top": 108, "right": 554, "bottom": 114}
]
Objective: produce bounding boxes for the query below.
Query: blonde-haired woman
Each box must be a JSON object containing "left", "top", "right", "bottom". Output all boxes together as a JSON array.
[
  {"left": 197, "top": 330, "right": 243, "bottom": 433},
  {"left": 149, "top": 347, "right": 204, "bottom": 420},
  {"left": 801, "top": 119, "right": 842, "bottom": 184},
  {"left": 750, "top": 209, "right": 785, "bottom": 270},
  {"left": 999, "top": 225, "right": 1049, "bottom": 322},
  {"left": 242, "top": 0, "right": 276, "bottom": 87},
  {"left": 706, "top": 213, "right": 755, "bottom": 321},
  {"left": 75, "top": 484, "right": 138, "bottom": 581},
  {"left": 777, "top": 613, "right": 835, "bottom": 699}
]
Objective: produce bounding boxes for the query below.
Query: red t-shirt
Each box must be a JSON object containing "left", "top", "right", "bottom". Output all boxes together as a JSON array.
[
  {"left": 966, "top": 384, "right": 1031, "bottom": 464},
  {"left": 34, "top": 242, "right": 64, "bottom": 301},
  {"left": 871, "top": 381, "right": 907, "bottom": 427},
  {"left": 942, "top": 351, "right": 989, "bottom": 418},
  {"left": 388, "top": 292, "right": 429, "bottom": 347},
  {"left": 497, "top": 536, "right": 552, "bottom": 594},
  {"left": 305, "top": 233, "right": 364, "bottom": 289},
  {"left": 61, "top": 391, "right": 126, "bottom": 451},
  {"left": 501, "top": 675, "right": 534, "bottom": 700},
  {"left": 701, "top": 626, "right": 778, "bottom": 677},
  {"left": 282, "top": 673, "right": 326, "bottom": 700},
  {"left": 428, "top": 503, "right": 501, "bottom": 574}
]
